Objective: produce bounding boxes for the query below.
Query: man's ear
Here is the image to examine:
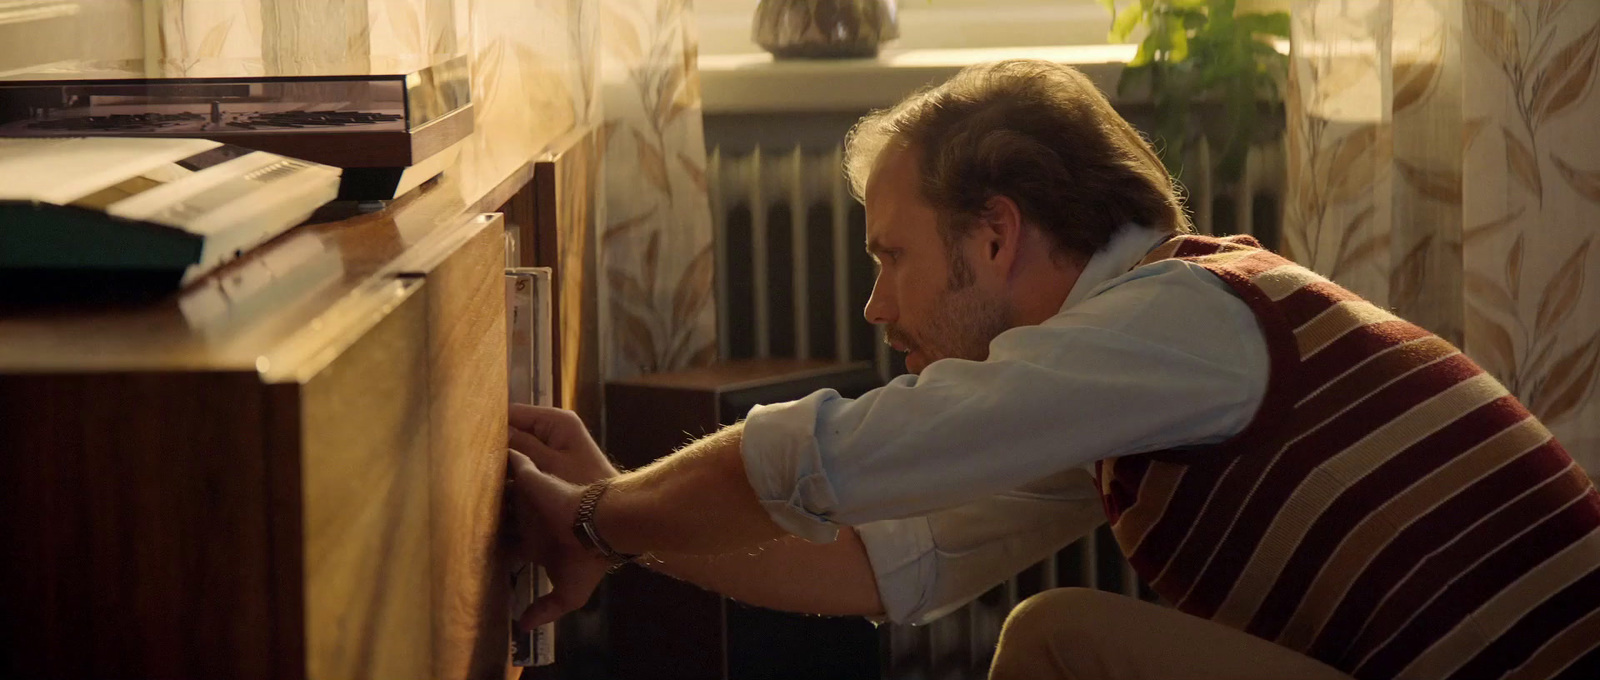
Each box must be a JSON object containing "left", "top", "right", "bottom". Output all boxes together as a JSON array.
[{"left": 979, "top": 194, "right": 1025, "bottom": 267}]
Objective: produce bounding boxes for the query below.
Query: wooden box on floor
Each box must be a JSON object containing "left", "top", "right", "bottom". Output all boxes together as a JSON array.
[{"left": 603, "top": 359, "right": 884, "bottom": 680}]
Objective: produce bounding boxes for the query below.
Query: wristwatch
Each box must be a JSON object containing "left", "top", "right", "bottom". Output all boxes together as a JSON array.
[{"left": 571, "top": 479, "right": 639, "bottom": 572}]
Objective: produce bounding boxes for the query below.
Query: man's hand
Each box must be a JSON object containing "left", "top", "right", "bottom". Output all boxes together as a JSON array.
[
  {"left": 508, "top": 404, "right": 619, "bottom": 484},
  {"left": 505, "top": 448, "right": 608, "bottom": 630}
]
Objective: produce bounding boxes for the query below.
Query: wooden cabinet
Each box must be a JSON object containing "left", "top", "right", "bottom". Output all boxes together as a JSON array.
[{"left": 0, "top": 200, "right": 513, "bottom": 679}]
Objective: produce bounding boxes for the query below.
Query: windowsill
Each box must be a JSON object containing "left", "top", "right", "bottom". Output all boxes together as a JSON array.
[{"left": 698, "top": 44, "right": 1137, "bottom": 115}]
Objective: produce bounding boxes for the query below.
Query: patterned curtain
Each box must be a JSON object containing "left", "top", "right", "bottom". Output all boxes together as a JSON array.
[
  {"left": 1285, "top": 0, "right": 1600, "bottom": 472},
  {"left": 597, "top": 0, "right": 718, "bottom": 380},
  {"left": 144, "top": 0, "right": 472, "bottom": 76}
]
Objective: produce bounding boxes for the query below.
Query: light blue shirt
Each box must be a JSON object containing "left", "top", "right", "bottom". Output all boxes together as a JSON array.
[{"left": 739, "top": 225, "right": 1271, "bottom": 624}]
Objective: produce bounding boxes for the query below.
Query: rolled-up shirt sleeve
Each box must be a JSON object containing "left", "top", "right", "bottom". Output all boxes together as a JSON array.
[
  {"left": 857, "top": 468, "right": 1106, "bottom": 624},
  {"left": 739, "top": 259, "right": 1268, "bottom": 542},
  {"left": 741, "top": 391, "right": 861, "bottom": 543}
]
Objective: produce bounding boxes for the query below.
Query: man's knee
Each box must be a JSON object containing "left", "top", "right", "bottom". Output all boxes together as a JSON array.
[
  {"left": 993, "top": 588, "right": 1120, "bottom": 679},
  {"left": 1002, "top": 587, "right": 1117, "bottom": 641},
  {"left": 998, "top": 588, "right": 1123, "bottom": 654}
]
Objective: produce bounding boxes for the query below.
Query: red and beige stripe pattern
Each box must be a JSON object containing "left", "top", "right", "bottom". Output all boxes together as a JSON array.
[{"left": 1097, "top": 234, "right": 1600, "bottom": 679}]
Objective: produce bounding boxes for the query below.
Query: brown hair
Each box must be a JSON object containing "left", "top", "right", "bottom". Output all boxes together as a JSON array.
[{"left": 844, "top": 60, "right": 1188, "bottom": 260}]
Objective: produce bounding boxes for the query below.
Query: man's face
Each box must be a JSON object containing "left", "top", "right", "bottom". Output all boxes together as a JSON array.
[{"left": 862, "top": 146, "right": 1013, "bottom": 374}]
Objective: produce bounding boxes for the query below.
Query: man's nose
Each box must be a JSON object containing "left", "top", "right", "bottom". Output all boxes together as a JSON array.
[{"left": 864, "top": 274, "right": 894, "bottom": 325}]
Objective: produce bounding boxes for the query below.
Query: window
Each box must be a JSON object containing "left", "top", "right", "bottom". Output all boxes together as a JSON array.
[{"left": 696, "top": 0, "right": 1112, "bottom": 56}]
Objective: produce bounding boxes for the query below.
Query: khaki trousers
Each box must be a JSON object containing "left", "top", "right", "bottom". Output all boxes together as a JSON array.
[{"left": 989, "top": 588, "right": 1354, "bottom": 680}]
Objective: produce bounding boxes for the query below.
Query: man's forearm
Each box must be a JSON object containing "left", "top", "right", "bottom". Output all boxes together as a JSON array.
[
  {"left": 598, "top": 423, "right": 789, "bottom": 556},
  {"left": 642, "top": 528, "right": 885, "bottom": 618}
]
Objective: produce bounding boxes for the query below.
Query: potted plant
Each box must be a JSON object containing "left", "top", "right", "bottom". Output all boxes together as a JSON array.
[{"left": 1101, "top": 0, "right": 1290, "bottom": 184}]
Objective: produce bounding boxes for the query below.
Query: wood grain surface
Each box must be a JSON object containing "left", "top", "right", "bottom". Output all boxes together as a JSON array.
[
  {"left": 535, "top": 127, "right": 602, "bottom": 425},
  {"left": 298, "top": 283, "right": 434, "bottom": 680},
  {"left": 0, "top": 371, "right": 278, "bottom": 680},
  {"left": 423, "top": 216, "right": 512, "bottom": 680}
]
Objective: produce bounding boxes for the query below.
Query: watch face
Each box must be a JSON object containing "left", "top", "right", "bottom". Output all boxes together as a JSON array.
[
  {"left": 572, "top": 521, "right": 598, "bottom": 552},
  {"left": 574, "top": 517, "right": 614, "bottom": 561}
]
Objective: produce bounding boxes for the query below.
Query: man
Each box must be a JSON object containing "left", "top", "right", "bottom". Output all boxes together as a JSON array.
[{"left": 505, "top": 60, "right": 1600, "bottom": 679}]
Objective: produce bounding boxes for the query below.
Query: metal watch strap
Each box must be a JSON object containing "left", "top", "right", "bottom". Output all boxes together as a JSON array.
[{"left": 571, "top": 480, "right": 638, "bottom": 571}]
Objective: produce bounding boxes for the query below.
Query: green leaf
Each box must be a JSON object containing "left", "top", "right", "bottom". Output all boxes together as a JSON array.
[
  {"left": 1097, "top": 0, "right": 1117, "bottom": 13},
  {"left": 1238, "top": 11, "right": 1291, "bottom": 38},
  {"left": 1171, "top": 0, "right": 1208, "bottom": 7},
  {"left": 1130, "top": 36, "right": 1157, "bottom": 66},
  {"left": 1198, "top": 57, "right": 1230, "bottom": 87},
  {"left": 1168, "top": 18, "right": 1190, "bottom": 61},
  {"left": 1111, "top": 2, "right": 1146, "bottom": 42},
  {"left": 1208, "top": 0, "right": 1237, "bottom": 30},
  {"left": 1264, "top": 11, "right": 1291, "bottom": 37},
  {"left": 1149, "top": 14, "right": 1171, "bottom": 50}
]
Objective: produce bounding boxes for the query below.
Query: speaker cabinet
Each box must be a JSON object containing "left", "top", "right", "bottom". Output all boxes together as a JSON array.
[{"left": 604, "top": 359, "right": 884, "bottom": 680}]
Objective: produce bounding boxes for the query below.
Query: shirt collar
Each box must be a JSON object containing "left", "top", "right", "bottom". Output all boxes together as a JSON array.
[{"left": 1059, "top": 224, "right": 1174, "bottom": 312}]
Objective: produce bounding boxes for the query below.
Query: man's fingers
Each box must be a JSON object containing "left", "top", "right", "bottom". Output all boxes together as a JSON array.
[
  {"left": 509, "top": 403, "right": 589, "bottom": 447},
  {"left": 506, "top": 447, "right": 541, "bottom": 480},
  {"left": 519, "top": 581, "right": 595, "bottom": 631},
  {"left": 509, "top": 428, "right": 561, "bottom": 465},
  {"left": 518, "top": 550, "right": 607, "bottom": 630},
  {"left": 519, "top": 593, "right": 569, "bottom": 631},
  {"left": 509, "top": 403, "right": 575, "bottom": 436},
  {"left": 506, "top": 451, "right": 563, "bottom": 499},
  {"left": 506, "top": 447, "right": 534, "bottom": 479},
  {"left": 506, "top": 450, "right": 562, "bottom": 503}
]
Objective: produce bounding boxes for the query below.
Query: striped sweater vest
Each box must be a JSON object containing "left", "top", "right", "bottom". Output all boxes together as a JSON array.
[{"left": 1096, "top": 234, "right": 1600, "bottom": 680}]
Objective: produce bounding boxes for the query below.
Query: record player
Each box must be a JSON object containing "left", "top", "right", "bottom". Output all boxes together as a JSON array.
[{"left": 0, "top": 57, "right": 471, "bottom": 201}]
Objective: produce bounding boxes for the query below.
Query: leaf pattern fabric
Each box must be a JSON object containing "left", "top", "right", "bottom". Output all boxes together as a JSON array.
[
  {"left": 599, "top": 0, "right": 716, "bottom": 379},
  {"left": 1286, "top": 0, "right": 1600, "bottom": 471}
]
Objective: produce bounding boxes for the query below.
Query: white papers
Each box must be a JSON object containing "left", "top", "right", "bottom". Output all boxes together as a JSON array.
[{"left": 0, "top": 137, "right": 218, "bottom": 205}]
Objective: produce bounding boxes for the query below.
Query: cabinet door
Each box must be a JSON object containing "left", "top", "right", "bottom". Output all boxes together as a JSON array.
[
  {"left": 292, "top": 213, "right": 509, "bottom": 680},
  {"left": 420, "top": 214, "right": 512, "bottom": 679},
  {"left": 296, "top": 280, "right": 436, "bottom": 680}
]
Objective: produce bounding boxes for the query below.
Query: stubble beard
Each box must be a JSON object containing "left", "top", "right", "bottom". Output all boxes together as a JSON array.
[{"left": 889, "top": 256, "right": 1013, "bottom": 374}]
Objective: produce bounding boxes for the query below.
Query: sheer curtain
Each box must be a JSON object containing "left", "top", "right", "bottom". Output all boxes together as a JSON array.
[
  {"left": 598, "top": 0, "right": 718, "bottom": 379},
  {"left": 1285, "top": 0, "right": 1600, "bottom": 470}
]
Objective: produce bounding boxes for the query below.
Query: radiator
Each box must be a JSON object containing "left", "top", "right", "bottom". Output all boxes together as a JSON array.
[
  {"left": 707, "top": 145, "right": 894, "bottom": 379},
  {"left": 706, "top": 141, "right": 1286, "bottom": 679}
]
